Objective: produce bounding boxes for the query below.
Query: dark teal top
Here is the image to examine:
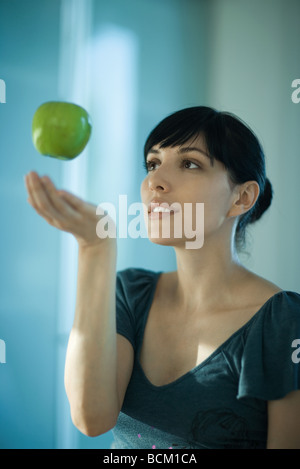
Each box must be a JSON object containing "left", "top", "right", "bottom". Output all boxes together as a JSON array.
[{"left": 111, "top": 268, "right": 300, "bottom": 449}]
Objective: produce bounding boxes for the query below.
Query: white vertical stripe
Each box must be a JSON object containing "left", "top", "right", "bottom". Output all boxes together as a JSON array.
[{"left": 55, "top": 0, "right": 93, "bottom": 449}]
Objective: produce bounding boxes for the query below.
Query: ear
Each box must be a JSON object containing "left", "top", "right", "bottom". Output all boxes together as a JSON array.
[{"left": 227, "top": 181, "right": 260, "bottom": 218}]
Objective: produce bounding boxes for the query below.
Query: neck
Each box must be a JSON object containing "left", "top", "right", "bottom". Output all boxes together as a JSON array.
[{"left": 171, "top": 233, "right": 249, "bottom": 316}]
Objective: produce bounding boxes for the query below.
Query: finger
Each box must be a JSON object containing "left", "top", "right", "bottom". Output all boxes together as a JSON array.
[
  {"left": 59, "top": 190, "right": 85, "bottom": 208},
  {"left": 24, "top": 172, "right": 43, "bottom": 208},
  {"left": 26, "top": 192, "right": 57, "bottom": 226},
  {"left": 40, "top": 176, "right": 79, "bottom": 218},
  {"left": 26, "top": 172, "right": 61, "bottom": 220},
  {"left": 59, "top": 190, "right": 97, "bottom": 216}
]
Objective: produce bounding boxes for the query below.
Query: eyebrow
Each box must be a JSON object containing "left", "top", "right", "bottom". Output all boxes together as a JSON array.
[
  {"left": 148, "top": 146, "right": 209, "bottom": 157},
  {"left": 148, "top": 146, "right": 213, "bottom": 165},
  {"left": 178, "top": 147, "right": 210, "bottom": 158}
]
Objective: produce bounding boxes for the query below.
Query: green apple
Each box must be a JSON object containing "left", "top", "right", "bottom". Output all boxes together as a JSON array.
[{"left": 32, "top": 101, "right": 92, "bottom": 160}]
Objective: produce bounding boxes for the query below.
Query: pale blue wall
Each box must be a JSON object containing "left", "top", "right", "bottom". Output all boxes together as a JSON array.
[
  {"left": 0, "top": 0, "right": 299, "bottom": 450},
  {"left": 0, "top": 0, "right": 63, "bottom": 449},
  {"left": 206, "top": 0, "right": 300, "bottom": 292},
  {"left": 0, "top": 0, "right": 207, "bottom": 449}
]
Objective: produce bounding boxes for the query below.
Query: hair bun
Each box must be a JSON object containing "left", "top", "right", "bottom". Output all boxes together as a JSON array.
[{"left": 250, "top": 178, "right": 273, "bottom": 223}]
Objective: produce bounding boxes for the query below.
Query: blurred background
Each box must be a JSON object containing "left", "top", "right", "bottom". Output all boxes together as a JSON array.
[{"left": 0, "top": 0, "right": 299, "bottom": 449}]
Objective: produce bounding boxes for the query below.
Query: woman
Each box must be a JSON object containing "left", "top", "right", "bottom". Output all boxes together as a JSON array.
[{"left": 24, "top": 106, "right": 300, "bottom": 449}]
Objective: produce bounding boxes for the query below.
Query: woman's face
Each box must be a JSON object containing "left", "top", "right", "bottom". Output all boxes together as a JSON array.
[{"left": 140, "top": 134, "right": 238, "bottom": 249}]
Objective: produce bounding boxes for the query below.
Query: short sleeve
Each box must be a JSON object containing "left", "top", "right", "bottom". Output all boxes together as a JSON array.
[
  {"left": 237, "top": 291, "right": 300, "bottom": 401},
  {"left": 115, "top": 268, "right": 161, "bottom": 353},
  {"left": 115, "top": 269, "right": 137, "bottom": 350}
]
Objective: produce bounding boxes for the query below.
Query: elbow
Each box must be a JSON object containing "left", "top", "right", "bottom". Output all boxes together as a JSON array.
[
  {"left": 75, "top": 424, "right": 110, "bottom": 438},
  {"left": 70, "top": 408, "right": 117, "bottom": 437}
]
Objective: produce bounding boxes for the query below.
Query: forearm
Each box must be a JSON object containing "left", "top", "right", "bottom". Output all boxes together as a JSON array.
[{"left": 64, "top": 241, "right": 119, "bottom": 436}]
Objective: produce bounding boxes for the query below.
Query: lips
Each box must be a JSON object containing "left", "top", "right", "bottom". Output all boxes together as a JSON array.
[
  {"left": 147, "top": 200, "right": 181, "bottom": 220},
  {"left": 147, "top": 200, "right": 178, "bottom": 213},
  {"left": 148, "top": 202, "right": 171, "bottom": 213},
  {"left": 152, "top": 206, "right": 172, "bottom": 213}
]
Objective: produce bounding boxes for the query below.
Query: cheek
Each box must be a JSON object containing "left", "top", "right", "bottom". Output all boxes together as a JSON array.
[
  {"left": 140, "top": 179, "right": 147, "bottom": 201},
  {"left": 195, "top": 179, "right": 233, "bottom": 229},
  {"left": 140, "top": 179, "right": 149, "bottom": 218}
]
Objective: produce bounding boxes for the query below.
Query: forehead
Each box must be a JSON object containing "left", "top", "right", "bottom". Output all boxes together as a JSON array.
[
  {"left": 151, "top": 133, "right": 208, "bottom": 151},
  {"left": 149, "top": 134, "right": 214, "bottom": 165}
]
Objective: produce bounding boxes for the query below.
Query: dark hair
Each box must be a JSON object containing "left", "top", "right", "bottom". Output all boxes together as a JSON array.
[{"left": 144, "top": 106, "right": 273, "bottom": 251}]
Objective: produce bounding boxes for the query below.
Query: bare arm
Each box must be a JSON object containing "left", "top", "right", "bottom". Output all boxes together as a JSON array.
[
  {"left": 24, "top": 171, "right": 134, "bottom": 436},
  {"left": 267, "top": 390, "right": 300, "bottom": 449},
  {"left": 65, "top": 242, "right": 119, "bottom": 436}
]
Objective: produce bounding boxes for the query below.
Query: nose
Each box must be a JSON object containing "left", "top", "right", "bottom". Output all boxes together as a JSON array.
[{"left": 148, "top": 167, "right": 170, "bottom": 193}]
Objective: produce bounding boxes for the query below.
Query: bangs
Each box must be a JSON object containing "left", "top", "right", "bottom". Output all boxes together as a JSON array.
[
  {"left": 143, "top": 107, "right": 263, "bottom": 180},
  {"left": 143, "top": 106, "right": 224, "bottom": 167}
]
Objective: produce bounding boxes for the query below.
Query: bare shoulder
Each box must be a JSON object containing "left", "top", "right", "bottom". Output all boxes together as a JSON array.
[
  {"left": 156, "top": 270, "right": 177, "bottom": 294},
  {"left": 156, "top": 268, "right": 283, "bottom": 321},
  {"left": 164, "top": 268, "right": 282, "bottom": 298},
  {"left": 243, "top": 270, "right": 283, "bottom": 305}
]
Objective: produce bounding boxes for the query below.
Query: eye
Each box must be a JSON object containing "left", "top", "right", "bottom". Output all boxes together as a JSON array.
[
  {"left": 181, "top": 159, "right": 200, "bottom": 169},
  {"left": 143, "top": 160, "right": 158, "bottom": 172},
  {"left": 143, "top": 158, "right": 201, "bottom": 173}
]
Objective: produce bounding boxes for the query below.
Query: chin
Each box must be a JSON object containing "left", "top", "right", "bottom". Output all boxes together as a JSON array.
[
  {"left": 146, "top": 229, "right": 188, "bottom": 248},
  {"left": 147, "top": 236, "right": 178, "bottom": 247},
  {"left": 143, "top": 212, "right": 203, "bottom": 248}
]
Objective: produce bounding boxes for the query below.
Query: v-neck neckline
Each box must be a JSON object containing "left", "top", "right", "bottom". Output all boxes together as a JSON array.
[{"left": 136, "top": 271, "right": 286, "bottom": 391}]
